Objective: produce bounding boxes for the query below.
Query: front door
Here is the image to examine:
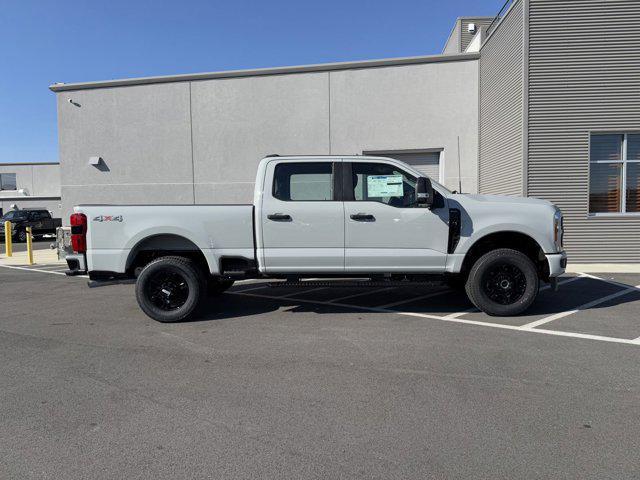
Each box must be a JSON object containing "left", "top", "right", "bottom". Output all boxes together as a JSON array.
[
  {"left": 260, "top": 160, "right": 344, "bottom": 273},
  {"left": 343, "top": 161, "right": 449, "bottom": 272}
]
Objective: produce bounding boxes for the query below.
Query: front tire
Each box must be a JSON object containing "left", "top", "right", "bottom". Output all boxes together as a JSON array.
[
  {"left": 16, "top": 229, "right": 27, "bottom": 243},
  {"left": 465, "top": 248, "right": 539, "bottom": 316},
  {"left": 135, "top": 256, "right": 205, "bottom": 323}
]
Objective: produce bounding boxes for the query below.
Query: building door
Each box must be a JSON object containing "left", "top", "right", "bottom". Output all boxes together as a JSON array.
[
  {"left": 260, "top": 160, "right": 345, "bottom": 273},
  {"left": 367, "top": 151, "right": 442, "bottom": 182},
  {"left": 343, "top": 161, "right": 449, "bottom": 272}
]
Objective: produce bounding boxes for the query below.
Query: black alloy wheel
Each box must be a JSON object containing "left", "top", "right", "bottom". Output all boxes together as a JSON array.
[
  {"left": 465, "top": 248, "right": 539, "bottom": 316},
  {"left": 135, "top": 256, "right": 205, "bottom": 322},
  {"left": 481, "top": 262, "right": 527, "bottom": 305},
  {"left": 146, "top": 270, "right": 190, "bottom": 311}
]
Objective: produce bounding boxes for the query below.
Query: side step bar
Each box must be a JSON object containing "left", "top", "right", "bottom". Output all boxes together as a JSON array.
[{"left": 267, "top": 280, "right": 445, "bottom": 288}]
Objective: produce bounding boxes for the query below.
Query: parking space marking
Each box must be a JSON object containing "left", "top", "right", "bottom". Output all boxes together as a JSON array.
[
  {"left": 377, "top": 288, "right": 450, "bottom": 309},
  {"left": 327, "top": 287, "right": 396, "bottom": 303},
  {"left": 229, "top": 289, "right": 640, "bottom": 345},
  {"left": 5, "top": 263, "right": 640, "bottom": 347},
  {"left": 0, "top": 264, "right": 88, "bottom": 278},
  {"left": 442, "top": 274, "right": 587, "bottom": 320},
  {"left": 232, "top": 284, "right": 270, "bottom": 293},
  {"left": 521, "top": 283, "right": 640, "bottom": 330},
  {"left": 278, "top": 287, "right": 327, "bottom": 298}
]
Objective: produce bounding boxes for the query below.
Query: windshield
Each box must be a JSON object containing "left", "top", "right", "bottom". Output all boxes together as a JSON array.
[{"left": 1, "top": 210, "right": 27, "bottom": 221}]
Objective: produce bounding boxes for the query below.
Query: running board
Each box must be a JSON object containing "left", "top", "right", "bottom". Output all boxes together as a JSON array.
[{"left": 267, "top": 280, "right": 445, "bottom": 288}]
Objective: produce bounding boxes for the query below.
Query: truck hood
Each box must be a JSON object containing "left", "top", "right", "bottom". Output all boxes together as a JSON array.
[{"left": 453, "top": 193, "right": 554, "bottom": 208}]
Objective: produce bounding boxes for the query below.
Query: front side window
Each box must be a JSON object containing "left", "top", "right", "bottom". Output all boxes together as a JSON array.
[
  {"left": 0, "top": 173, "right": 17, "bottom": 191},
  {"left": 273, "top": 162, "right": 334, "bottom": 201},
  {"left": 350, "top": 162, "right": 417, "bottom": 208},
  {"left": 589, "top": 134, "right": 640, "bottom": 214}
]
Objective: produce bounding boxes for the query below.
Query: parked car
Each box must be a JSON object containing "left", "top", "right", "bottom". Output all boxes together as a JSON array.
[
  {"left": 65, "top": 155, "right": 567, "bottom": 321},
  {"left": 1, "top": 209, "right": 62, "bottom": 242}
]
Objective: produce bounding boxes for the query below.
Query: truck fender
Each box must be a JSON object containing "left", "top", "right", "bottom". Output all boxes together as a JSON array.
[{"left": 124, "top": 228, "right": 220, "bottom": 275}]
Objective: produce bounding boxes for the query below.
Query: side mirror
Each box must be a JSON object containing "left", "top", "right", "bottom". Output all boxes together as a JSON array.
[{"left": 416, "top": 177, "right": 434, "bottom": 208}]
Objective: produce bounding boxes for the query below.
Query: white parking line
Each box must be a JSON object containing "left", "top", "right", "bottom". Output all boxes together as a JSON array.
[
  {"left": 29, "top": 264, "right": 67, "bottom": 270},
  {"left": 278, "top": 287, "right": 326, "bottom": 298},
  {"left": 327, "top": 287, "right": 396, "bottom": 303},
  {"left": 232, "top": 284, "right": 270, "bottom": 293},
  {"left": 442, "top": 274, "right": 587, "bottom": 320},
  {"left": 229, "top": 289, "right": 640, "bottom": 346},
  {"left": 5, "top": 263, "right": 640, "bottom": 347},
  {"left": 378, "top": 288, "right": 450, "bottom": 309},
  {"left": 0, "top": 264, "right": 88, "bottom": 278},
  {"left": 520, "top": 284, "right": 640, "bottom": 330}
]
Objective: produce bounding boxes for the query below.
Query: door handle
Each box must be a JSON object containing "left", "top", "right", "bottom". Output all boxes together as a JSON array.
[
  {"left": 350, "top": 213, "right": 375, "bottom": 222},
  {"left": 267, "top": 213, "right": 292, "bottom": 221}
]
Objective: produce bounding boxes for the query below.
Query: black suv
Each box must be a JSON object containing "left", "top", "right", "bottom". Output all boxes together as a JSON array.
[{"left": 1, "top": 209, "right": 62, "bottom": 242}]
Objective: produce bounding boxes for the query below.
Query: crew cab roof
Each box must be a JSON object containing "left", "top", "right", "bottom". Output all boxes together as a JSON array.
[{"left": 261, "top": 155, "right": 395, "bottom": 162}]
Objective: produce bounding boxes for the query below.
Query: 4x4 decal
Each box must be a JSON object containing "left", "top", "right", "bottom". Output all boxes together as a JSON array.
[{"left": 92, "top": 215, "right": 123, "bottom": 223}]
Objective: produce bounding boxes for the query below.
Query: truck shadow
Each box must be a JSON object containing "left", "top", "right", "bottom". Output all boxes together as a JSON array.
[{"left": 191, "top": 276, "right": 639, "bottom": 322}]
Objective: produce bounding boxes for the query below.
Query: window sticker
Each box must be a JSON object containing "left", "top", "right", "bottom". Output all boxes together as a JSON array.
[{"left": 367, "top": 175, "right": 403, "bottom": 197}]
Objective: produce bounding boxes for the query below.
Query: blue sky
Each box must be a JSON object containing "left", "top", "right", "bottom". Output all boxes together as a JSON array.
[{"left": 0, "top": 0, "right": 504, "bottom": 164}]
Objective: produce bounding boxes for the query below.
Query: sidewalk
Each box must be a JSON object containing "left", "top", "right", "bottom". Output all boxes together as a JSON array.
[{"left": 0, "top": 248, "right": 64, "bottom": 267}]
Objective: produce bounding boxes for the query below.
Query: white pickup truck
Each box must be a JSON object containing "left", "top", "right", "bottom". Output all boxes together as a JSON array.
[{"left": 66, "top": 155, "right": 566, "bottom": 322}]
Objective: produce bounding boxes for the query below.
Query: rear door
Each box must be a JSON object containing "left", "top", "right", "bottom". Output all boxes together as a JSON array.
[
  {"left": 260, "top": 160, "right": 344, "bottom": 273},
  {"left": 343, "top": 161, "right": 449, "bottom": 272}
]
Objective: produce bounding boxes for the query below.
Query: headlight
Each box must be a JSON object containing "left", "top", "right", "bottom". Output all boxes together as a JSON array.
[{"left": 553, "top": 209, "right": 564, "bottom": 251}]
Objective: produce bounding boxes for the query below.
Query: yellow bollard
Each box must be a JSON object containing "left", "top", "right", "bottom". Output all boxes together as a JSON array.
[
  {"left": 26, "top": 226, "right": 34, "bottom": 265},
  {"left": 4, "top": 221, "right": 12, "bottom": 257}
]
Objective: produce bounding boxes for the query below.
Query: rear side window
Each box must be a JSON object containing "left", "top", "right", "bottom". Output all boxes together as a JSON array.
[{"left": 273, "top": 162, "right": 334, "bottom": 201}]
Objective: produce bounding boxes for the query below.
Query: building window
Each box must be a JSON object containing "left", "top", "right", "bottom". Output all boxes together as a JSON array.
[
  {"left": 589, "top": 134, "right": 640, "bottom": 214},
  {"left": 0, "top": 173, "right": 17, "bottom": 191}
]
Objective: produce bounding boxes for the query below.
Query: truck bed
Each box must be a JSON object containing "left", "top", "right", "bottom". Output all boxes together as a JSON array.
[{"left": 76, "top": 204, "right": 255, "bottom": 274}]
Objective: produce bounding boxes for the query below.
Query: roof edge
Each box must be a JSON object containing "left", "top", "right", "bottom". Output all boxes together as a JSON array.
[
  {"left": 0, "top": 162, "right": 59, "bottom": 166},
  {"left": 481, "top": 0, "right": 523, "bottom": 49},
  {"left": 49, "top": 52, "right": 480, "bottom": 92}
]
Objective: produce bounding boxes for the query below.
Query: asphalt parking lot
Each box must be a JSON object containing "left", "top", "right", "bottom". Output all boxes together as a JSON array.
[{"left": 1, "top": 266, "right": 640, "bottom": 479}]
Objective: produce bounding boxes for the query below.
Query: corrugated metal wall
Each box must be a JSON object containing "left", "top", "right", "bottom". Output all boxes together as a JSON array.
[
  {"left": 460, "top": 18, "right": 494, "bottom": 52},
  {"left": 479, "top": 0, "right": 525, "bottom": 196},
  {"left": 528, "top": 0, "right": 640, "bottom": 262}
]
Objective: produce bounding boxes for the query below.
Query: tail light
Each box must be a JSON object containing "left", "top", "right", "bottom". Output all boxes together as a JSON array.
[{"left": 70, "top": 213, "right": 87, "bottom": 253}]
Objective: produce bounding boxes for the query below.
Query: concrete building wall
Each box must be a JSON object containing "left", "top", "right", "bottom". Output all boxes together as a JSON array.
[
  {"left": 191, "top": 73, "right": 330, "bottom": 204},
  {"left": 478, "top": 0, "right": 525, "bottom": 196},
  {"left": 0, "top": 163, "right": 61, "bottom": 217},
  {"left": 55, "top": 57, "right": 479, "bottom": 219},
  {"left": 329, "top": 60, "right": 478, "bottom": 192},
  {"left": 57, "top": 82, "right": 194, "bottom": 217},
  {"left": 527, "top": 0, "right": 640, "bottom": 263}
]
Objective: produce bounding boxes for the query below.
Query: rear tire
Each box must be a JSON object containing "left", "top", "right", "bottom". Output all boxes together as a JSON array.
[
  {"left": 135, "top": 256, "right": 205, "bottom": 323},
  {"left": 465, "top": 248, "right": 539, "bottom": 316}
]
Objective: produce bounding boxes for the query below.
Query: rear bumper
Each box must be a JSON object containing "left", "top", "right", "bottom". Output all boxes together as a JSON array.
[
  {"left": 65, "top": 253, "right": 87, "bottom": 276},
  {"left": 546, "top": 251, "right": 568, "bottom": 278}
]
